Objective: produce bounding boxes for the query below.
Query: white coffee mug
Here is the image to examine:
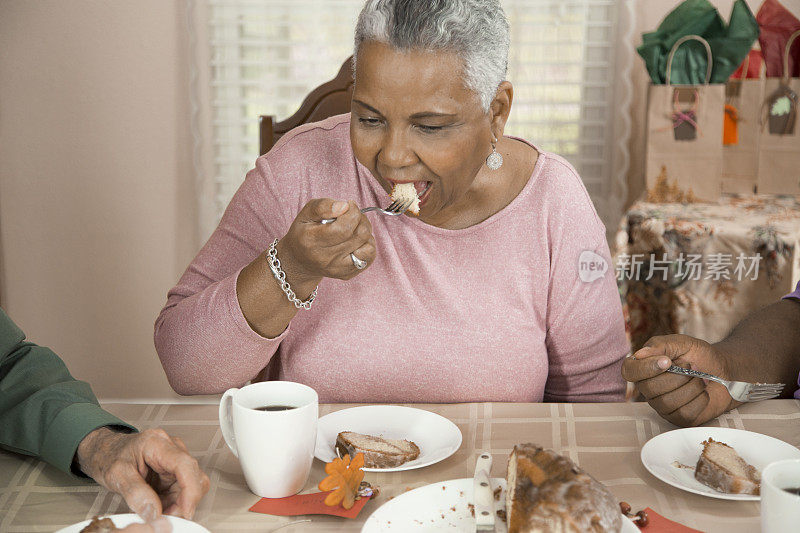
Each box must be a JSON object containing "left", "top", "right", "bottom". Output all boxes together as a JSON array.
[
  {"left": 761, "top": 458, "right": 800, "bottom": 532},
  {"left": 219, "top": 381, "right": 318, "bottom": 498}
]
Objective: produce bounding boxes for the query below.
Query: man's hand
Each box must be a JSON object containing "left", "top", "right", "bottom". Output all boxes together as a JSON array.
[
  {"left": 77, "top": 428, "right": 210, "bottom": 521},
  {"left": 621, "top": 334, "right": 736, "bottom": 427}
]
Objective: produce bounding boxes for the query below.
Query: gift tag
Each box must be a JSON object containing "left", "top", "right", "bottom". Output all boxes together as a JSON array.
[
  {"left": 671, "top": 88, "right": 700, "bottom": 141},
  {"left": 723, "top": 104, "right": 739, "bottom": 145},
  {"left": 673, "top": 110, "right": 698, "bottom": 140},
  {"left": 767, "top": 84, "right": 798, "bottom": 135}
]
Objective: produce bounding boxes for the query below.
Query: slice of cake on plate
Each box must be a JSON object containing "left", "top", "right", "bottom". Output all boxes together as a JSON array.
[
  {"left": 335, "top": 431, "right": 420, "bottom": 468},
  {"left": 695, "top": 438, "right": 760, "bottom": 495}
]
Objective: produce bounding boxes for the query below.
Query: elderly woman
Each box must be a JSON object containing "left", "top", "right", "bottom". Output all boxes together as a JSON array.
[{"left": 154, "top": 0, "right": 629, "bottom": 402}]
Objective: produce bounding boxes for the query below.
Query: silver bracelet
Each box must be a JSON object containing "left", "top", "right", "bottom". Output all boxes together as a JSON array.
[{"left": 266, "top": 239, "right": 317, "bottom": 310}]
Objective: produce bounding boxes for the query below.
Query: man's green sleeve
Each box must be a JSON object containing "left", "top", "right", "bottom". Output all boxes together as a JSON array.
[{"left": 0, "top": 308, "right": 136, "bottom": 475}]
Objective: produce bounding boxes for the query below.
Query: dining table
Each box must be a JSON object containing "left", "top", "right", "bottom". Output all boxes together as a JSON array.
[{"left": 2, "top": 399, "right": 800, "bottom": 532}]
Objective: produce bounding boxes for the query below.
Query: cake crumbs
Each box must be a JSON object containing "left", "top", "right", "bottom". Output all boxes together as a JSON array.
[
  {"left": 493, "top": 487, "right": 502, "bottom": 501},
  {"left": 497, "top": 509, "right": 507, "bottom": 522},
  {"left": 468, "top": 503, "right": 475, "bottom": 517}
]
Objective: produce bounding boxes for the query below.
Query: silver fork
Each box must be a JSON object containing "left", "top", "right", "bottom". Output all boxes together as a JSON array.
[
  {"left": 666, "top": 365, "right": 785, "bottom": 402},
  {"left": 319, "top": 198, "right": 413, "bottom": 224}
]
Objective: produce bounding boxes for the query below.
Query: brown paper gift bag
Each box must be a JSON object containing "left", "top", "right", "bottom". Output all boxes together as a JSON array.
[
  {"left": 758, "top": 30, "right": 800, "bottom": 196},
  {"left": 645, "top": 35, "right": 725, "bottom": 201},
  {"left": 722, "top": 52, "right": 764, "bottom": 194}
]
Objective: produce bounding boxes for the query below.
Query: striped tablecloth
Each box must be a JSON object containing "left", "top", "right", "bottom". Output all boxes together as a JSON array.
[{"left": 2, "top": 400, "right": 800, "bottom": 532}]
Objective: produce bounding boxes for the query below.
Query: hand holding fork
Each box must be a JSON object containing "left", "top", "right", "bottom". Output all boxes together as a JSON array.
[
  {"left": 270, "top": 199, "right": 379, "bottom": 285},
  {"left": 622, "top": 335, "right": 786, "bottom": 427}
]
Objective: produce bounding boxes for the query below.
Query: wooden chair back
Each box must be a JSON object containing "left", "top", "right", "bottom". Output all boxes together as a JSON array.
[{"left": 259, "top": 56, "right": 354, "bottom": 155}]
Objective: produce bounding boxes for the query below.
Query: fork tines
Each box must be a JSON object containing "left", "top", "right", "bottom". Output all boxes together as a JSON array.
[
  {"left": 386, "top": 198, "right": 413, "bottom": 214},
  {"left": 384, "top": 199, "right": 402, "bottom": 212},
  {"left": 747, "top": 383, "right": 785, "bottom": 401}
]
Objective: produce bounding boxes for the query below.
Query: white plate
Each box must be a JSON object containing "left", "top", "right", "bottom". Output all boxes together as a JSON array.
[
  {"left": 641, "top": 427, "right": 800, "bottom": 501},
  {"left": 55, "top": 514, "right": 209, "bottom": 533},
  {"left": 315, "top": 405, "right": 462, "bottom": 472},
  {"left": 361, "top": 478, "right": 638, "bottom": 532}
]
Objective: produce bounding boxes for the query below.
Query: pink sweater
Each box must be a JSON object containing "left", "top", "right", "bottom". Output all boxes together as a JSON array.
[{"left": 155, "top": 114, "right": 628, "bottom": 402}]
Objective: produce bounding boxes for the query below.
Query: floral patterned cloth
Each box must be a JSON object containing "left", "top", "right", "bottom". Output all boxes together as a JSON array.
[{"left": 616, "top": 195, "right": 800, "bottom": 352}]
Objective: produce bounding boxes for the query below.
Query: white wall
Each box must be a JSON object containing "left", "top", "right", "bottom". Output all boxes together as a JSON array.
[{"left": 0, "top": 0, "right": 201, "bottom": 400}]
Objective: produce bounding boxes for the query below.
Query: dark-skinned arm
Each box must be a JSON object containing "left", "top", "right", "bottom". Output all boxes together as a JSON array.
[
  {"left": 623, "top": 297, "right": 800, "bottom": 427},
  {"left": 715, "top": 298, "right": 800, "bottom": 398}
]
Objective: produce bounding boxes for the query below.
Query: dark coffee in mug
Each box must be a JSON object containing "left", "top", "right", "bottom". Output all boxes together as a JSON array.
[{"left": 254, "top": 405, "right": 297, "bottom": 412}]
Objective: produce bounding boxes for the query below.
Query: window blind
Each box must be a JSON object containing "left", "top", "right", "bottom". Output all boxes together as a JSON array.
[{"left": 197, "top": 0, "right": 628, "bottom": 233}]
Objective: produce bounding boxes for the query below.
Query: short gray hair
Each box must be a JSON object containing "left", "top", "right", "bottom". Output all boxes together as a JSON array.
[{"left": 353, "top": 0, "right": 510, "bottom": 111}]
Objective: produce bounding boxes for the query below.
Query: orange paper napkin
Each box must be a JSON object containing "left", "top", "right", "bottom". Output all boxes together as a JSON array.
[
  {"left": 639, "top": 507, "right": 703, "bottom": 532},
  {"left": 249, "top": 491, "right": 371, "bottom": 519}
]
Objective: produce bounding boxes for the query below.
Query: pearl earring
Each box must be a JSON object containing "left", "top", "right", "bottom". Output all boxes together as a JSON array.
[{"left": 485, "top": 135, "right": 503, "bottom": 170}]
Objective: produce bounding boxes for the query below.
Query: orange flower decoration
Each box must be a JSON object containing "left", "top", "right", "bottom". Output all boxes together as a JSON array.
[{"left": 318, "top": 452, "right": 365, "bottom": 509}]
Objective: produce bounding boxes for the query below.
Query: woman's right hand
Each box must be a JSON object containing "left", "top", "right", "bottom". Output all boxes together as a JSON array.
[
  {"left": 276, "top": 198, "right": 377, "bottom": 285},
  {"left": 236, "top": 198, "right": 376, "bottom": 338}
]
